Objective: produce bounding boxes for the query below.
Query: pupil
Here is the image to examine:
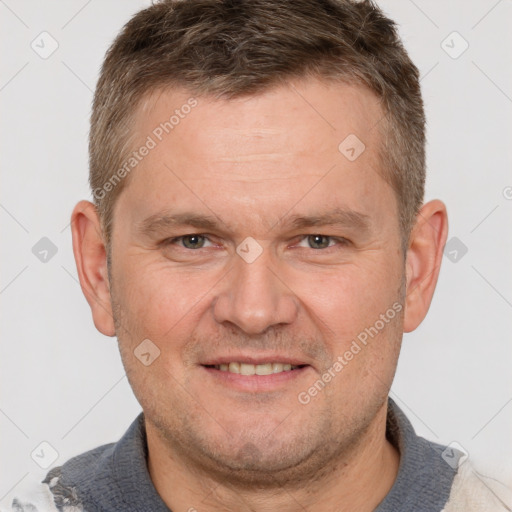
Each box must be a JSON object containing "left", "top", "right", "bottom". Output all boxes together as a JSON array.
[
  {"left": 309, "top": 235, "right": 328, "bottom": 249},
  {"left": 184, "top": 235, "right": 203, "bottom": 248}
]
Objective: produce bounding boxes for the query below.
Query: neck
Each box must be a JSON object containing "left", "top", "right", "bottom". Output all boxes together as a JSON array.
[{"left": 146, "top": 403, "right": 399, "bottom": 512}]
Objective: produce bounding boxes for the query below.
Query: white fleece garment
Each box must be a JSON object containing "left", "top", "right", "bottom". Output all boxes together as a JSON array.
[{"left": 442, "top": 462, "right": 512, "bottom": 512}]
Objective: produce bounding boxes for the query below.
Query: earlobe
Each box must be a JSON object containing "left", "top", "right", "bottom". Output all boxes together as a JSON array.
[
  {"left": 403, "top": 200, "right": 448, "bottom": 333},
  {"left": 71, "top": 200, "right": 116, "bottom": 336}
]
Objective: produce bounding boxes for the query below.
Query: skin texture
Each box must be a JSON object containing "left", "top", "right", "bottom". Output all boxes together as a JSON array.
[{"left": 71, "top": 78, "right": 448, "bottom": 511}]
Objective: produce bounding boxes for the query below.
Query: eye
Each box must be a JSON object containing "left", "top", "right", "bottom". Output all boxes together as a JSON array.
[
  {"left": 305, "top": 235, "right": 332, "bottom": 249},
  {"left": 169, "top": 234, "right": 214, "bottom": 249},
  {"left": 296, "top": 235, "right": 347, "bottom": 250}
]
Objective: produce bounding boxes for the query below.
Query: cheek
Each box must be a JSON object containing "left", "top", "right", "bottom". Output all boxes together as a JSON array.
[
  {"left": 112, "top": 261, "right": 209, "bottom": 400},
  {"left": 113, "top": 257, "right": 221, "bottom": 342},
  {"left": 295, "top": 257, "right": 402, "bottom": 340}
]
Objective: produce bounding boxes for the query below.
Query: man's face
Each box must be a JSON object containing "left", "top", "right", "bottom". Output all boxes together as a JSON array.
[{"left": 109, "top": 79, "right": 405, "bottom": 482}]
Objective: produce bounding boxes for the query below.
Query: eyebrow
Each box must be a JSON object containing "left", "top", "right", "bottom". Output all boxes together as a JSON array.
[
  {"left": 138, "top": 207, "right": 371, "bottom": 237},
  {"left": 284, "top": 208, "right": 371, "bottom": 232},
  {"left": 138, "top": 212, "right": 221, "bottom": 237}
]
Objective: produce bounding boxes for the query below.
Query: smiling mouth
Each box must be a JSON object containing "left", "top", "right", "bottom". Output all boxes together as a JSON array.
[{"left": 203, "top": 362, "right": 308, "bottom": 375}]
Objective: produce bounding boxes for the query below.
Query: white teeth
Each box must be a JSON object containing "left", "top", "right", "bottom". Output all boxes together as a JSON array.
[
  {"left": 256, "top": 363, "right": 273, "bottom": 375},
  {"left": 272, "top": 363, "right": 284, "bottom": 373},
  {"left": 228, "top": 362, "right": 240, "bottom": 373},
  {"left": 215, "top": 362, "right": 300, "bottom": 374},
  {"left": 240, "top": 363, "right": 255, "bottom": 376}
]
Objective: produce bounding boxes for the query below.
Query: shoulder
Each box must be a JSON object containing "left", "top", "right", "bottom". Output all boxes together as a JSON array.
[{"left": 443, "top": 462, "right": 512, "bottom": 512}]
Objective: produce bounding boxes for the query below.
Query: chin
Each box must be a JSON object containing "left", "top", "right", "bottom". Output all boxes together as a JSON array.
[
  {"left": 170, "top": 415, "right": 344, "bottom": 488},
  {"left": 198, "top": 441, "right": 323, "bottom": 487}
]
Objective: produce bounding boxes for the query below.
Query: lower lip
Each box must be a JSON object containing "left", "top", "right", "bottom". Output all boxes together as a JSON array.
[{"left": 200, "top": 365, "right": 311, "bottom": 392}]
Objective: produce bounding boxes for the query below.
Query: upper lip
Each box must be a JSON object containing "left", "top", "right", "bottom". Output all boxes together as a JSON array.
[{"left": 201, "top": 354, "right": 310, "bottom": 366}]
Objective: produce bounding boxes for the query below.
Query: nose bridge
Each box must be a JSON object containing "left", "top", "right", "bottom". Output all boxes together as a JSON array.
[{"left": 212, "top": 247, "right": 298, "bottom": 334}]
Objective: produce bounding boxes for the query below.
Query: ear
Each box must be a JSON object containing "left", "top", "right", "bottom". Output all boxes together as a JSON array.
[
  {"left": 71, "top": 200, "right": 116, "bottom": 336},
  {"left": 403, "top": 199, "right": 448, "bottom": 333}
]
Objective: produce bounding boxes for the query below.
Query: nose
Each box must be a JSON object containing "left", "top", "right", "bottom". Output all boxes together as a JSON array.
[{"left": 212, "top": 248, "right": 299, "bottom": 335}]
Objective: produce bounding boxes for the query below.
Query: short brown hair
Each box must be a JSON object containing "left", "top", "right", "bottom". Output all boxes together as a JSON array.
[{"left": 89, "top": 0, "right": 425, "bottom": 247}]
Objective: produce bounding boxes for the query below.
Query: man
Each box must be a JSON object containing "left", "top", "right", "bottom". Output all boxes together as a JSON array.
[{"left": 9, "top": 0, "right": 509, "bottom": 511}]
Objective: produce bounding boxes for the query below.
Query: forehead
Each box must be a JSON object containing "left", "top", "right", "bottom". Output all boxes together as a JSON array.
[
  {"left": 135, "top": 78, "right": 383, "bottom": 163},
  {"left": 114, "top": 78, "right": 396, "bottom": 237}
]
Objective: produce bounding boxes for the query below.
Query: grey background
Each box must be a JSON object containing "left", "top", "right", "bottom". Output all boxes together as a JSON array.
[{"left": 1, "top": 0, "right": 511, "bottom": 505}]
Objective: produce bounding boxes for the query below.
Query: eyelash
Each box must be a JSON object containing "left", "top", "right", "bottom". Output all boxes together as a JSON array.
[{"left": 163, "top": 234, "right": 350, "bottom": 251}]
